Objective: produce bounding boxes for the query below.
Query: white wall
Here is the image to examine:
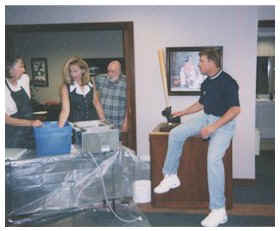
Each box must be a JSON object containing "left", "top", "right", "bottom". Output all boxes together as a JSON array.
[
  {"left": 258, "top": 5, "right": 275, "bottom": 20},
  {"left": 14, "top": 30, "right": 123, "bottom": 103},
  {"left": 6, "top": 5, "right": 274, "bottom": 179}
]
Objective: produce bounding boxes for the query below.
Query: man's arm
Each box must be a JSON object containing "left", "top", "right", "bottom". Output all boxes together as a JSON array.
[
  {"left": 121, "top": 110, "right": 128, "bottom": 132},
  {"left": 172, "top": 101, "right": 204, "bottom": 118},
  {"left": 200, "top": 106, "right": 241, "bottom": 138},
  {"left": 91, "top": 80, "right": 105, "bottom": 121}
]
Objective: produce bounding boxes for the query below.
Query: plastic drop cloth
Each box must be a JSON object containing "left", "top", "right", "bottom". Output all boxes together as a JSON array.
[{"left": 5, "top": 145, "right": 151, "bottom": 226}]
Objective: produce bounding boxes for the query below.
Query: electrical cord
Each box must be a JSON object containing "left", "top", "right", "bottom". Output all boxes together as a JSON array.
[{"left": 88, "top": 151, "right": 142, "bottom": 223}]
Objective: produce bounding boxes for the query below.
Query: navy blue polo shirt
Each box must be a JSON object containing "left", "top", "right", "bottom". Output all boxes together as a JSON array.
[{"left": 199, "top": 70, "right": 240, "bottom": 117}]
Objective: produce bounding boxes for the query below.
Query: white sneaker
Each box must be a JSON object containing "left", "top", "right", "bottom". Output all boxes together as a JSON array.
[
  {"left": 153, "top": 174, "right": 181, "bottom": 194},
  {"left": 201, "top": 207, "right": 228, "bottom": 227}
]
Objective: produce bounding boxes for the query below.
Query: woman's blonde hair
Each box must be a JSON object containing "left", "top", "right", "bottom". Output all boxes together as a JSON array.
[{"left": 62, "top": 56, "right": 90, "bottom": 86}]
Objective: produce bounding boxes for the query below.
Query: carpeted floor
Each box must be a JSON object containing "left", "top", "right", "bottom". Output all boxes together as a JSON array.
[
  {"left": 144, "top": 212, "right": 275, "bottom": 227},
  {"left": 8, "top": 208, "right": 275, "bottom": 227},
  {"left": 233, "top": 150, "right": 274, "bottom": 204}
]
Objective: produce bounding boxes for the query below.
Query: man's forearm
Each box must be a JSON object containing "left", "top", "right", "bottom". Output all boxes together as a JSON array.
[
  {"left": 211, "top": 106, "right": 241, "bottom": 130},
  {"left": 183, "top": 101, "right": 204, "bottom": 116}
]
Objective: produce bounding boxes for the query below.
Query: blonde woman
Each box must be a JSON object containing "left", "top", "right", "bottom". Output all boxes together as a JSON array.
[{"left": 58, "top": 56, "right": 105, "bottom": 128}]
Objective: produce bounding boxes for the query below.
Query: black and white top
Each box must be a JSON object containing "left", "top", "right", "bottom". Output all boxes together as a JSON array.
[
  {"left": 67, "top": 81, "right": 99, "bottom": 122},
  {"left": 5, "top": 74, "right": 31, "bottom": 116}
]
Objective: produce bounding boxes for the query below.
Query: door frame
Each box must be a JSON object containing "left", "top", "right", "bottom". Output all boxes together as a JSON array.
[{"left": 6, "top": 21, "right": 137, "bottom": 152}]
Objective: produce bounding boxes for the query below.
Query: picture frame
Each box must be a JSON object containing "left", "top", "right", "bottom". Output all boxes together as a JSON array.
[
  {"left": 84, "top": 58, "right": 125, "bottom": 78},
  {"left": 30, "top": 57, "right": 49, "bottom": 87},
  {"left": 166, "top": 46, "right": 223, "bottom": 95}
]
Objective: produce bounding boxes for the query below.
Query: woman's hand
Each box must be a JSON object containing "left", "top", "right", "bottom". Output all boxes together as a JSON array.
[
  {"left": 58, "top": 120, "right": 65, "bottom": 128},
  {"left": 31, "top": 120, "right": 43, "bottom": 127}
]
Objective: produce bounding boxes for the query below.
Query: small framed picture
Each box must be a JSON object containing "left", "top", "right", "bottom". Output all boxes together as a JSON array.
[
  {"left": 166, "top": 46, "right": 223, "bottom": 95},
  {"left": 31, "top": 58, "right": 49, "bottom": 87}
]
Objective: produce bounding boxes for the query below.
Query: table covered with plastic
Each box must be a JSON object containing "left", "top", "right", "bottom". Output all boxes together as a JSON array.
[{"left": 5, "top": 145, "right": 151, "bottom": 226}]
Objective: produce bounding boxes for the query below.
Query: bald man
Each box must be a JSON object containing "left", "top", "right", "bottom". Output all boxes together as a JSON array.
[{"left": 94, "top": 60, "right": 128, "bottom": 133}]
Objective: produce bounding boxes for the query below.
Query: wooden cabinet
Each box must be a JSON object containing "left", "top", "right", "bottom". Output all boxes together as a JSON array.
[{"left": 149, "top": 123, "right": 232, "bottom": 209}]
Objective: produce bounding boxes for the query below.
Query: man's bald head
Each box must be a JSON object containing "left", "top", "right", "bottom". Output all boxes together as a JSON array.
[{"left": 107, "top": 60, "right": 121, "bottom": 81}]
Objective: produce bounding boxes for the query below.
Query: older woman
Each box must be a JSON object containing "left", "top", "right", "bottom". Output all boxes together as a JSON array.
[
  {"left": 58, "top": 56, "right": 105, "bottom": 128},
  {"left": 5, "top": 57, "right": 42, "bottom": 148}
]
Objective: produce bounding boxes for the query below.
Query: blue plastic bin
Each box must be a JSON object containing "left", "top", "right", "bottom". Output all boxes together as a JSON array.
[{"left": 33, "top": 121, "right": 72, "bottom": 156}]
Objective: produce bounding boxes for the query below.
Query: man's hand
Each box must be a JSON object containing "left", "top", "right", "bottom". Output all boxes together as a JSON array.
[
  {"left": 172, "top": 111, "right": 184, "bottom": 118},
  {"left": 121, "top": 120, "right": 128, "bottom": 132},
  {"left": 200, "top": 106, "right": 241, "bottom": 139},
  {"left": 200, "top": 124, "right": 216, "bottom": 139},
  {"left": 171, "top": 102, "right": 204, "bottom": 119}
]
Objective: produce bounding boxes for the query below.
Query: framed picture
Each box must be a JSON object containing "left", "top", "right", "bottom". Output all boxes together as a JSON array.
[
  {"left": 84, "top": 58, "right": 125, "bottom": 78},
  {"left": 166, "top": 46, "right": 223, "bottom": 95},
  {"left": 31, "top": 58, "right": 49, "bottom": 87}
]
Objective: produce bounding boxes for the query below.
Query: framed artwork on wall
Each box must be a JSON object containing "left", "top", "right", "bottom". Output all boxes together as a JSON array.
[
  {"left": 166, "top": 46, "right": 223, "bottom": 95},
  {"left": 30, "top": 57, "right": 49, "bottom": 87}
]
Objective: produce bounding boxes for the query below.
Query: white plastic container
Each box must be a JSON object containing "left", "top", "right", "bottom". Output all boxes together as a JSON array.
[{"left": 133, "top": 180, "right": 151, "bottom": 203}]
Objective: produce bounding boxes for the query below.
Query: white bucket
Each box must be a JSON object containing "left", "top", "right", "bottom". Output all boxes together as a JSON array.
[{"left": 133, "top": 180, "right": 151, "bottom": 203}]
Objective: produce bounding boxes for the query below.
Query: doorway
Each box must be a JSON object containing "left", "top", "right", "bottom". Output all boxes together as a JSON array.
[
  {"left": 6, "top": 22, "right": 137, "bottom": 152},
  {"left": 256, "top": 20, "right": 275, "bottom": 151}
]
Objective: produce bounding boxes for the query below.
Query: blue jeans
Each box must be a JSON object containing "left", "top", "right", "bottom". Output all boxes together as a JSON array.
[{"left": 162, "top": 113, "right": 235, "bottom": 209}]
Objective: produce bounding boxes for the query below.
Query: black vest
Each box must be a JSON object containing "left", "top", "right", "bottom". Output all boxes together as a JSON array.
[
  {"left": 67, "top": 83, "right": 99, "bottom": 122},
  {"left": 5, "top": 80, "right": 35, "bottom": 148}
]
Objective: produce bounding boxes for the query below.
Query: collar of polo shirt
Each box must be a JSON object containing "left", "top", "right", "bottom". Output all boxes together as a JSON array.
[{"left": 208, "top": 69, "right": 222, "bottom": 80}]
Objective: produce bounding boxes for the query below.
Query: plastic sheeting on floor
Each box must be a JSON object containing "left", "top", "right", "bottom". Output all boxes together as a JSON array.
[
  {"left": 6, "top": 145, "right": 151, "bottom": 226},
  {"left": 7, "top": 203, "right": 151, "bottom": 227}
]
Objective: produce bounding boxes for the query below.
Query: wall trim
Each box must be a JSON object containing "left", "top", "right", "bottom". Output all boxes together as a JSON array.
[{"left": 233, "top": 179, "right": 256, "bottom": 185}]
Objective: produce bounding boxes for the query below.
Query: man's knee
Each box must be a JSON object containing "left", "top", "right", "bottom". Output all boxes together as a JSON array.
[{"left": 169, "top": 126, "right": 190, "bottom": 142}]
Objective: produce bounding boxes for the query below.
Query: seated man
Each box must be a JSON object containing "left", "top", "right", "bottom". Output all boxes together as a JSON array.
[{"left": 154, "top": 48, "right": 241, "bottom": 227}]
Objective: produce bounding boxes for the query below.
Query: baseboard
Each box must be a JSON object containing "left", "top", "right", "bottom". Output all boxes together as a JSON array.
[
  {"left": 137, "top": 203, "right": 274, "bottom": 216},
  {"left": 233, "top": 178, "right": 256, "bottom": 185}
]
